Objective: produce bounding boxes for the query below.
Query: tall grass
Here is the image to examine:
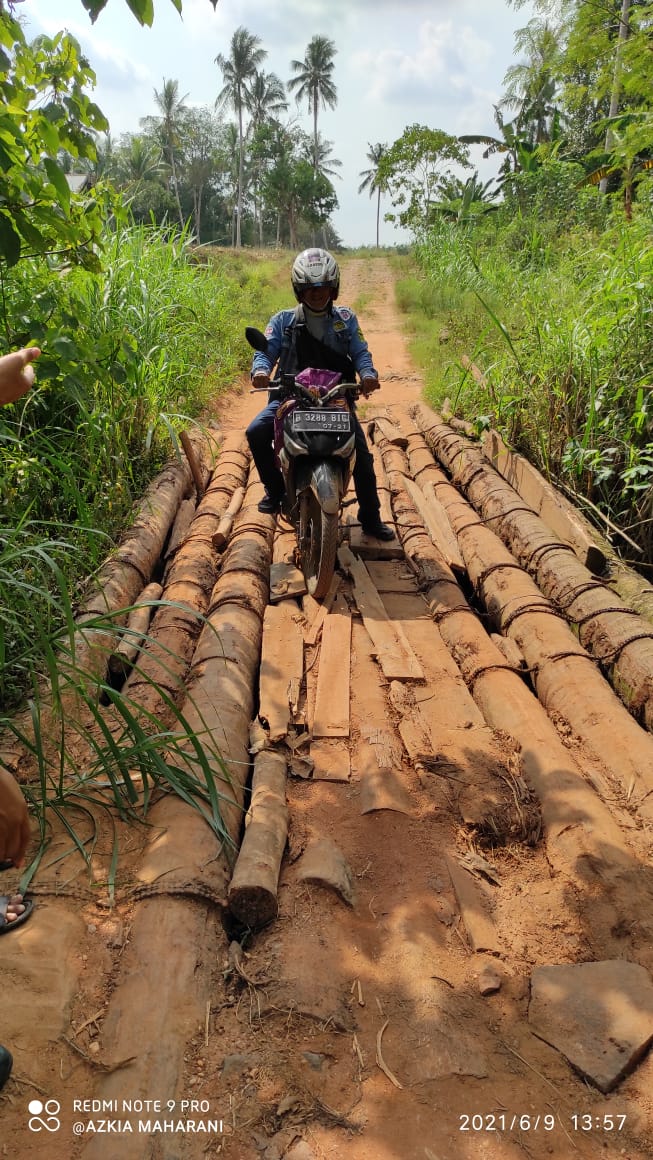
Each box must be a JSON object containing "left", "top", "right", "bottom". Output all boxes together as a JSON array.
[
  {"left": 0, "top": 226, "right": 288, "bottom": 706},
  {"left": 402, "top": 207, "right": 653, "bottom": 557},
  {"left": 4, "top": 598, "right": 241, "bottom": 893}
]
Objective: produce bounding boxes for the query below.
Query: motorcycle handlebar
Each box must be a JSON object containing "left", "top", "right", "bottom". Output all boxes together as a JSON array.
[{"left": 250, "top": 378, "right": 379, "bottom": 402}]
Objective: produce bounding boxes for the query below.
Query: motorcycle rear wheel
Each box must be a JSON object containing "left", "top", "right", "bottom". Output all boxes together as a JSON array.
[{"left": 301, "top": 492, "right": 339, "bottom": 599}]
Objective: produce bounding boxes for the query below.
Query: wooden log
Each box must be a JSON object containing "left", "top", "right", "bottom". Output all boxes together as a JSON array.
[
  {"left": 338, "top": 545, "right": 424, "bottom": 681},
  {"left": 186, "top": 435, "right": 250, "bottom": 546},
  {"left": 0, "top": 434, "right": 221, "bottom": 772},
  {"left": 373, "top": 407, "right": 636, "bottom": 889},
  {"left": 410, "top": 406, "right": 653, "bottom": 824},
  {"left": 174, "top": 491, "right": 277, "bottom": 845},
  {"left": 107, "top": 582, "right": 163, "bottom": 682},
  {"left": 80, "top": 797, "right": 228, "bottom": 1160},
  {"left": 122, "top": 447, "right": 251, "bottom": 719},
  {"left": 164, "top": 496, "right": 197, "bottom": 561},
  {"left": 313, "top": 593, "right": 352, "bottom": 737},
  {"left": 180, "top": 428, "right": 205, "bottom": 498},
  {"left": 211, "top": 486, "right": 245, "bottom": 551},
  {"left": 228, "top": 749, "right": 288, "bottom": 929},
  {"left": 416, "top": 407, "right": 653, "bottom": 742},
  {"left": 482, "top": 428, "right": 605, "bottom": 573}
]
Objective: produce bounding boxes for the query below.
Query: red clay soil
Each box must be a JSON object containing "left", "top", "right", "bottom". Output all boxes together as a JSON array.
[{"left": 2, "top": 258, "right": 653, "bottom": 1160}]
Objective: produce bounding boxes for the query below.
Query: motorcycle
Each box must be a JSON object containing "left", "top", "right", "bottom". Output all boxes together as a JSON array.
[{"left": 246, "top": 325, "right": 373, "bottom": 599}]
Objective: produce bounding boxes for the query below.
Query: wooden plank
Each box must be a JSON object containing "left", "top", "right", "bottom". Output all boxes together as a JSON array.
[
  {"left": 310, "top": 738, "right": 351, "bottom": 781},
  {"left": 338, "top": 545, "right": 424, "bottom": 681},
  {"left": 269, "top": 561, "right": 307, "bottom": 603},
  {"left": 303, "top": 574, "right": 341, "bottom": 646},
  {"left": 272, "top": 530, "right": 297, "bottom": 565},
  {"left": 446, "top": 855, "right": 501, "bottom": 954},
  {"left": 423, "top": 482, "right": 466, "bottom": 573},
  {"left": 482, "top": 429, "right": 605, "bottom": 573},
  {"left": 312, "top": 593, "right": 351, "bottom": 737},
  {"left": 400, "top": 473, "right": 464, "bottom": 573},
  {"left": 348, "top": 523, "right": 403, "bottom": 558},
  {"left": 381, "top": 592, "right": 484, "bottom": 731},
  {"left": 259, "top": 603, "right": 304, "bottom": 741},
  {"left": 365, "top": 560, "right": 416, "bottom": 594}
]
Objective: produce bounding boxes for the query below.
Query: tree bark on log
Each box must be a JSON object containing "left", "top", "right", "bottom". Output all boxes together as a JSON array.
[
  {"left": 481, "top": 428, "right": 606, "bottom": 573},
  {"left": 414, "top": 407, "right": 653, "bottom": 735},
  {"left": 107, "top": 582, "right": 163, "bottom": 682},
  {"left": 121, "top": 438, "right": 251, "bottom": 721},
  {"left": 371, "top": 412, "right": 637, "bottom": 885},
  {"left": 406, "top": 407, "right": 653, "bottom": 822},
  {"left": 173, "top": 492, "right": 277, "bottom": 848},
  {"left": 227, "top": 748, "right": 288, "bottom": 929},
  {"left": 73, "top": 426, "right": 220, "bottom": 680}
]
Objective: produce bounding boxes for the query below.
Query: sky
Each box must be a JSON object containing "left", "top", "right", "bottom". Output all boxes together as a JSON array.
[{"left": 23, "top": 0, "right": 534, "bottom": 247}]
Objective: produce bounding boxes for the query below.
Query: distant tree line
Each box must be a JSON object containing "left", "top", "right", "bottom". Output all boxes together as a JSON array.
[{"left": 67, "top": 27, "right": 342, "bottom": 249}]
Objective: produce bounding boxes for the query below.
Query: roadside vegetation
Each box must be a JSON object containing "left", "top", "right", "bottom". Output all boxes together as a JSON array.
[
  {"left": 394, "top": 182, "right": 653, "bottom": 561},
  {"left": 382, "top": 0, "right": 653, "bottom": 567}
]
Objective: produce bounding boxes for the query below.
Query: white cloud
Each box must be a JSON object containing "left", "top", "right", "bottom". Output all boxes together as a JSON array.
[{"left": 21, "top": 0, "right": 534, "bottom": 245}]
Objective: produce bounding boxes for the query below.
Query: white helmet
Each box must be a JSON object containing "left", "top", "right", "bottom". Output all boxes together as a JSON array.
[{"left": 291, "top": 248, "right": 340, "bottom": 301}]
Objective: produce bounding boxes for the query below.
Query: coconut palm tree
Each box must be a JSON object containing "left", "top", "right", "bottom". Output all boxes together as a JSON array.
[
  {"left": 246, "top": 70, "right": 288, "bottom": 133},
  {"left": 215, "top": 27, "right": 266, "bottom": 246},
  {"left": 288, "top": 36, "right": 337, "bottom": 174},
  {"left": 149, "top": 78, "right": 188, "bottom": 229},
  {"left": 499, "top": 18, "right": 563, "bottom": 145},
  {"left": 358, "top": 142, "right": 388, "bottom": 248}
]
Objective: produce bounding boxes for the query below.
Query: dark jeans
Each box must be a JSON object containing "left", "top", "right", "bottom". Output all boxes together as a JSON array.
[{"left": 246, "top": 399, "right": 381, "bottom": 523}]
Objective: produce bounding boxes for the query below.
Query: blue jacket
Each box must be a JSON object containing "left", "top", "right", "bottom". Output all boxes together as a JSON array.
[{"left": 251, "top": 305, "right": 378, "bottom": 380}]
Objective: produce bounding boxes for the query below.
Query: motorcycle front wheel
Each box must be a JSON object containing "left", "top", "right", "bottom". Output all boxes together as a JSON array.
[{"left": 300, "top": 491, "right": 339, "bottom": 600}]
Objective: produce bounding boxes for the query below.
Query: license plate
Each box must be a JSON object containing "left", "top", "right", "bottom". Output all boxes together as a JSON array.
[{"left": 291, "top": 410, "right": 352, "bottom": 433}]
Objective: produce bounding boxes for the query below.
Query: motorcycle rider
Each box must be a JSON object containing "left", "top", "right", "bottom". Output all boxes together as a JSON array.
[{"left": 246, "top": 248, "right": 395, "bottom": 541}]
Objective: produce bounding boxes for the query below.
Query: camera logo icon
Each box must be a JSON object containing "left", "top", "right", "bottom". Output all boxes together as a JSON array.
[{"left": 28, "top": 1099, "right": 61, "bottom": 1132}]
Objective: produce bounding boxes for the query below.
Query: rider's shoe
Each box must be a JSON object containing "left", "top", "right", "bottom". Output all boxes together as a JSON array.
[
  {"left": 258, "top": 491, "right": 283, "bottom": 515},
  {"left": 360, "top": 519, "right": 395, "bottom": 541}
]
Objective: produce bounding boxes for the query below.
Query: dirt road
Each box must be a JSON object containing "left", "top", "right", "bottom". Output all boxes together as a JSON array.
[{"left": 2, "top": 257, "right": 653, "bottom": 1160}]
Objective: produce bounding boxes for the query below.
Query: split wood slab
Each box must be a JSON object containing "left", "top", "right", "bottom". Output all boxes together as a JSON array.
[
  {"left": 259, "top": 602, "right": 304, "bottom": 741},
  {"left": 401, "top": 473, "right": 465, "bottom": 574},
  {"left": 338, "top": 544, "right": 424, "bottom": 681},
  {"left": 312, "top": 593, "right": 351, "bottom": 737},
  {"left": 269, "top": 561, "right": 307, "bottom": 603},
  {"left": 445, "top": 854, "right": 501, "bottom": 955}
]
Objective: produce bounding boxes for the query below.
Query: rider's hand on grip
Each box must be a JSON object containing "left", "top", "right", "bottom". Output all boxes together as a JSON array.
[{"left": 361, "top": 377, "right": 380, "bottom": 397}]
